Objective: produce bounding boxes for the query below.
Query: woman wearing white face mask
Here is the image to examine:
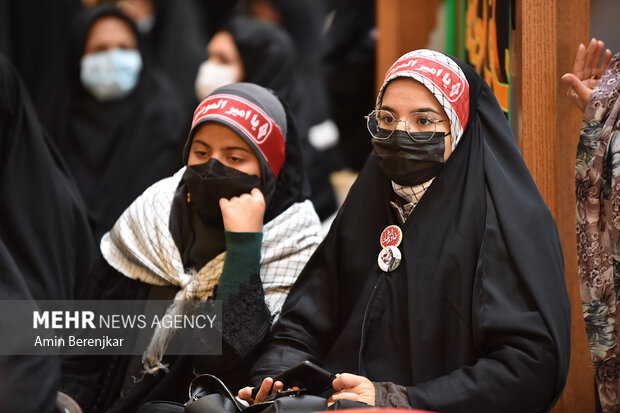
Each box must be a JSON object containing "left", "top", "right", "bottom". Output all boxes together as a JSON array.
[
  {"left": 79, "top": 24, "right": 143, "bottom": 101},
  {"left": 195, "top": 16, "right": 339, "bottom": 221},
  {"left": 37, "top": 5, "right": 185, "bottom": 244},
  {"left": 194, "top": 29, "right": 244, "bottom": 101},
  {"left": 194, "top": 16, "right": 304, "bottom": 119},
  {"left": 194, "top": 17, "right": 304, "bottom": 127}
]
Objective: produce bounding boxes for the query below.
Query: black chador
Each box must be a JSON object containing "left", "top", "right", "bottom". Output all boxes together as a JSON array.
[{"left": 250, "top": 50, "right": 571, "bottom": 413}]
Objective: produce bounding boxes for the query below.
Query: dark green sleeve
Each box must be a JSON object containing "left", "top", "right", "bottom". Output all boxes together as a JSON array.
[
  {"left": 194, "top": 231, "right": 271, "bottom": 382},
  {"left": 216, "top": 231, "right": 263, "bottom": 302}
]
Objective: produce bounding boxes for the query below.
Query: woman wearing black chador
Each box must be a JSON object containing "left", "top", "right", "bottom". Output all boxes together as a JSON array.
[{"left": 241, "top": 49, "right": 571, "bottom": 413}]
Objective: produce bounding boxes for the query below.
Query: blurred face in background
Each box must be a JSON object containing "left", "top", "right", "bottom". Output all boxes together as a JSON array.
[
  {"left": 80, "top": 16, "right": 143, "bottom": 101},
  {"left": 84, "top": 16, "right": 138, "bottom": 55},
  {"left": 207, "top": 31, "right": 244, "bottom": 73},
  {"left": 194, "top": 31, "right": 244, "bottom": 101},
  {"left": 249, "top": 0, "right": 281, "bottom": 25}
]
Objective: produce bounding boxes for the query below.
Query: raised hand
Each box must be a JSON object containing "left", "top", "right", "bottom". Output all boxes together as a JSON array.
[
  {"left": 219, "top": 187, "right": 265, "bottom": 233},
  {"left": 561, "top": 38, "right": 612, "bottom": 112}
]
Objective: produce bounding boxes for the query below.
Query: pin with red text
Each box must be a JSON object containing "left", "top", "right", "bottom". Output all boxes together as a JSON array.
[
  {"left": 380, "top": 225, "right": 402, "bottom": 248},
  {"left": 378, "top": 225, "right": 402, "bottom": 272}
]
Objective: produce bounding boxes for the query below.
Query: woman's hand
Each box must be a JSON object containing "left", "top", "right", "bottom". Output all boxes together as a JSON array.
[
  {"left": 561, "top": 38, "right": 612, "bottom": 112},
  {"left": 219, "top": 188, "right": 265, "bottom": 232},
  {"left": 238, "top": 377, "right": 284, "bottom": 405},
  {"left": 328, "top": 373, "right": 375, "bottom": 406}
]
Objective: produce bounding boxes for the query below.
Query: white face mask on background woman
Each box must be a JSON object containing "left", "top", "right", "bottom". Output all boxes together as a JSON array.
[
  {"left": 194, "top": 60, "right": 241, "bottom": 101},
  {"left": 80, "top": 48, "right": 143, "bottom": 101}
]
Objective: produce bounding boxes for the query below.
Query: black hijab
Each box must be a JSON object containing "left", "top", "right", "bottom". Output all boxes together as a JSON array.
[
  {"left": 0, "top": 55, "right": 94, "bottom": 300},
  {"left": 149, "top": 0, "right": 208, "bottom": 115},
  {"left": 37, "top": 5, "right": 184, "bottom": 242},
  {"left": 225, "top": 16, "right": 304, "bottom": 125},
  {"left": 224, "top": 16, "right": 337, "bottom": 219},
  {"left": 251, "top": 52, "right": 571, "bottom": 413},
  {"left": 267, "top": 0, "right": 331, "bottom": 128},
  {"left": 0, "top": 55, "right": 95, "bottom": 412},
  {"left": 0, "top": 0, "right": 82, "bottom": 99}
]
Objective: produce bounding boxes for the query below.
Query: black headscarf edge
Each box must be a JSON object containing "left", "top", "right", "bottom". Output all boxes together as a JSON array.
[{"left": 265, "top": 92, "right": 312, "bottom": 221}]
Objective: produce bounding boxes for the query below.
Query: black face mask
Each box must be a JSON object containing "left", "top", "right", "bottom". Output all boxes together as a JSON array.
[
  {"left": 371, "top": 129, "right": 447, "bottom": 186},
  {"left": 183, "top": 158, "right": 260, "bottom": 229}
]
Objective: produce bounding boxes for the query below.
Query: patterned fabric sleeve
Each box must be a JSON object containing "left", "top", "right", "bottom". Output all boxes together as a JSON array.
[{"left": 575, "top": 53, "right": 620, "bottom": 412}]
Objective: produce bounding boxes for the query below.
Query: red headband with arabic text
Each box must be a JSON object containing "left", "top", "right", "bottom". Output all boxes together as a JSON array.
[
  {"left": 383, "top": 54, "right": 469, "bottom": 130},
  {"left": 191, "top": 94, "right": 286, "bottom": 178}
]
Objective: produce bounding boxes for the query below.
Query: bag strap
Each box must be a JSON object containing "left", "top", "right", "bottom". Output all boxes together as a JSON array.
[{"left": 188, "top": 374, "right": 245, "bottom": 412}]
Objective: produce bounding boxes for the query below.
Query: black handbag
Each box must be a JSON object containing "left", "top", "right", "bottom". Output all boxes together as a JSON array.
[
  {"left": 185, "top": 374, "right": 327, "bottom": 413},
  {"left": 136, "top": 374, "right": 369, "bottom": 413},
  {"left": 185, "top": 374, "right": 245, "bottom": 413}
]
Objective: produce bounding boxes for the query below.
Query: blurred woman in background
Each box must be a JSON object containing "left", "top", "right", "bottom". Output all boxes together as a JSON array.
[
  {"left": 195, "top": 15, "right": 338, "bottom": 220},
  {"left": 37, "top": 5, "right": 185, "bottom": 242}
]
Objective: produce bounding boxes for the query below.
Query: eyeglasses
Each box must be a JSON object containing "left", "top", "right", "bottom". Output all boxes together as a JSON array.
[{"left": 365, "top": 109, "right": 447, "bottom": 142}]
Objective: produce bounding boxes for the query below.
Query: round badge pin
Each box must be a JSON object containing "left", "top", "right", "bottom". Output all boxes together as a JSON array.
[
  {"left": 377, "top": 245, "right": 401, "bottom": 272},
  {"left": 380, "top": 225, "right": 403, "bottom": 248}
]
